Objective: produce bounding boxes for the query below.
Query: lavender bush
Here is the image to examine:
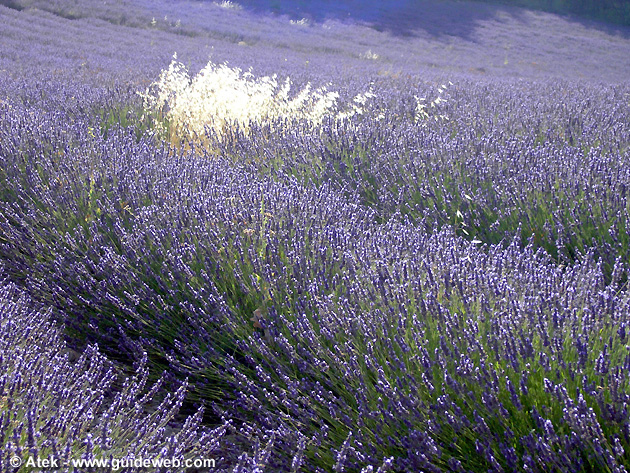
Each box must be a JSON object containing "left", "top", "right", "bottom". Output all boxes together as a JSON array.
[
  {"left": 0, "top": 281, "right": 230, "bottom": 472},
  {"left": 1, "top": 0, "right": 630, "bottom": 471}
]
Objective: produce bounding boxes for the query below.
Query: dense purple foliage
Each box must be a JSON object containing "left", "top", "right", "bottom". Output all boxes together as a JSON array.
[
  {"left": 0, "top": 281, "right": 230, "bottom": 472},
  {"left": 1, "top": 0, "right": 630, "bottom": 471}
]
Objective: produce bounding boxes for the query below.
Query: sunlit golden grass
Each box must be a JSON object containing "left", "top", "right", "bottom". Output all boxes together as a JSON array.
[{"left": 140, "top": 55, "right": 380, "bottom": 151}]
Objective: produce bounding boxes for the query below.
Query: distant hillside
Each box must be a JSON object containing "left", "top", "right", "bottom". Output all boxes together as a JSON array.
[{"left": 475, "top": 0, "right": 630, "bottom": 27}]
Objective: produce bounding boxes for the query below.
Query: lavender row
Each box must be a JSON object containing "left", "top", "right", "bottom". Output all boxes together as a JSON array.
[
  {"left": 217, "top": 77, "right": 630, "bottom": 279},
  {"left": 2, "top": 88, "right": 630, "bottom": 470},
  {"left": 3, "top": 0, "right": 630, "bottom": 88},
  {"left": 0, "top": 279, "right": 334, "bottom": 472},
  {"left": 0, "top": 93, "right": 374, "bottom": 472},
  {"left": 0, "top": 280, "right": 233, "bottom": 472}
]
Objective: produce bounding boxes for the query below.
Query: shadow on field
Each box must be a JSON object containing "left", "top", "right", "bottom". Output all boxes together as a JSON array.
[
  {"left": 218, "top": 0, "right": 630, "bottom": 40},
  {"left": 229, "top": 0, "right": 525, "bottom": 39},
  {"left": 0, "top": 0, "right": 25, "bottom": 11},
  {"left": 563, "top": 12, "right": 630, "bottom": 39}
]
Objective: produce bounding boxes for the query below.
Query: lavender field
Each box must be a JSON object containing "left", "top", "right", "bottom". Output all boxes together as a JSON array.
[{"left": 1, "top": 0, "right": 630, "bottom": 471}]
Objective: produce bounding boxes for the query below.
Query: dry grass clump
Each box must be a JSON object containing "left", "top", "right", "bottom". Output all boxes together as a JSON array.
[{"left": 140, "top": 55, "right": 349, "bottom": 146}]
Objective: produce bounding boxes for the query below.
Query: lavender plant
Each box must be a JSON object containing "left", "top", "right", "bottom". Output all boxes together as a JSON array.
[
  {"left": 0, "top": 281, "right": 230, "bottom": 472},
  {"left": 2, "top": 0, "right": 630, "bottom": 471}
]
